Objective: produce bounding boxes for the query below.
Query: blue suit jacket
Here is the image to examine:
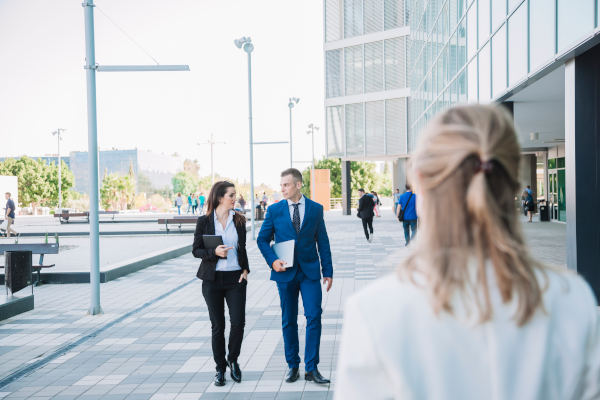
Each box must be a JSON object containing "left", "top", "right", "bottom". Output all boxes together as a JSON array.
[{"left": 257, "top": 197, "right": 333, "bottom": 283}]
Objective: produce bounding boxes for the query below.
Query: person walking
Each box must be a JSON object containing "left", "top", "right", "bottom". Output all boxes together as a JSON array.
[
  {"left": 371, "top": 191, "right": 381, "bottom": 217},
  {"left": 262, "top": 192, "right": 268, "bottom": 212},
  {"left": 175, "top": 193, "right": 183, "bottom": 215},
  {"left": 186, "top": 193, "right": 193, "bottom": 214},
  {"left": 524, "top": 187, "right": 535, "bottom": 222},
  {"left": 392, "top": 188, "right": 401, "bottom": 216},
  {"left": 192, "top": 181, "right": 249, "bottom": 387},
  {"left": 3, "top": 192, "right": 18, "bottom": 238},
  {"left": 238, "top": 195, "right": 246, "bottom": 212},
  {"left": 191, "top": 193, "right": 198, "bottom": 215},
  {"left": 198, "top": 192, "right": 206, "bottom": 215},
  {"left": 357, "top": 189, "right": 375, "bottom": 242},
  {"left": 257, "top": 168, "right": 333, "bottom": 385},
  {"left": 335, "top": 104, "right": 600, "bottom": 399},
  {"left": 396, "top": 184, "right": 418, "bottom": 246}
]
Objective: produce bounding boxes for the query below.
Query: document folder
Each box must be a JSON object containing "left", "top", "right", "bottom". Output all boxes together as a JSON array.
[{"left": 272, "top": 240, "right": 295, "bottom": 268}]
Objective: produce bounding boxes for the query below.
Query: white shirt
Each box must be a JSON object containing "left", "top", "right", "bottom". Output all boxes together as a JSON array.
[
  {"left": 287, "top": 195, "right": 306, "bottom": 228},
  {"left": 213, "top": 210, "right": 241, "bottom": 272},
  {"left": 335, "top": 265, "right": 600, "bottom": 400}
]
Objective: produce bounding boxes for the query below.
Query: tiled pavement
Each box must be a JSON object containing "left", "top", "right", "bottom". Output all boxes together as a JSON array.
[{"left": 0, "top": 210, "right": 565, "bottom": 399}]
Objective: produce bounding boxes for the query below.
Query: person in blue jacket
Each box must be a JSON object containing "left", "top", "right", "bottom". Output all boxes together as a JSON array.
[{"left": 257, "top": 168, "right": 333, "bottom": 385}]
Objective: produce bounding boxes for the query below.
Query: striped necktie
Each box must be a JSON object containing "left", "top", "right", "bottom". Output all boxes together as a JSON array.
[{"left": 292, "top": 203, "right": 301, "bottom": 233}]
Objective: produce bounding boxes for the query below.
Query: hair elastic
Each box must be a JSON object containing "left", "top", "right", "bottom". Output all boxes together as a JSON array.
[{"left": 475, "top": 159, "right": 493, "bottom": 174}]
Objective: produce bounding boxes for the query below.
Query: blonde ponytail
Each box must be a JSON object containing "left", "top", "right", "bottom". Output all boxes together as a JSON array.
[{"left": 402, "top": 105, "right": 546, "bottom": 326}]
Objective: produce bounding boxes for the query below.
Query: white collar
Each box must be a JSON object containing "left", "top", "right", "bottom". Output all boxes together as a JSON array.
[
  {"left": 287, "top": 195, "right": 305, "bottom": 206},
  {"left": 214, "top": 209, "right": 234, "bottom": 226}
]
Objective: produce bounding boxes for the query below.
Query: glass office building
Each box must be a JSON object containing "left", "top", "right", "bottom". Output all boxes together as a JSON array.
[{"left": 324, "top": 0, "right": 409, "bottom": 160}]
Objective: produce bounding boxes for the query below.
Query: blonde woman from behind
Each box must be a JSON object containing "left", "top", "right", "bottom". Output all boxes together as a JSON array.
[{"left": 334, "top": 105, "right": 599, "bottom": 400}]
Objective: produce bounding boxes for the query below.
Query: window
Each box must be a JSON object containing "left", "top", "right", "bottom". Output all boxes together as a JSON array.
[
  {"left": 386, "top": 98, "right": 407, "bottom": 154},
  {"left": 557, "top": 0, "right": 595, "bottom": 52},
  {"left": 530, "top": 0, "right": 555, "bottom": 71},
  {"left": 384, "top": 0, "right": 405, "bottom": 29},
  {"left": 326, "top": 50, "right": 343, "bottom": 98},
  {"left": 325, "top": 0, "right": 343, "bottom": 42},
  {"left": 467, "top": 57, "right": 478, "bottom": 102},
  {"left": 345, "top": 103, "right": 365, "bottom": 156},
  {"left": 508, "top": 3, "right": 527, "bottom": 86},
  {"left": 491, "top": 24, "right": 507, "bottom": 98},
  {"left": 326, "top": 106, "right": 344, "bottom": 156},
  {"left": 345, "top": 45, "right": 363, "bottom": 96},
  {"left": 366, "top": 101, "right": 385, "bottom": 156},
  {"left": 491, "top": 0, "right": 506, "bottom": 31},
  {"left": 365, "top": 41, "right": 384, "bottom": 92},
  {"left": 385, "top": 37, "right": 406, "bottom": 89},
  {"left": 478, "top": 41, "right": 491, "bottom": 102},
  {"left": 364, "top": 0, "right": 384, "bottom": 34},
  {"left": 467, "top": 3, "right": 478, "bottom": 60},
  {"left": 344, "top": 0, "right": 363, "bottom": 38},
  {"left": 478, "top": 0, "right": 491, "bottom": 47}
]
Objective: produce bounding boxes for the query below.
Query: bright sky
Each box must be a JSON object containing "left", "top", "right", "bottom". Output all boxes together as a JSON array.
[{"left": 0, "top": 0, "right": 325, "bottom": 188}]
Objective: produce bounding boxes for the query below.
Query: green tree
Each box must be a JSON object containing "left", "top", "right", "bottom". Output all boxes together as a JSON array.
[
  {"left": 301, "top": 158, "right": 379, "bottom": 198},
  {"left": 171, "top": 171, "right": 198, "bottom": 195},
  {"left": 100, "top": 173, "right": 135, "bottom": 210},
  {"left": 0, "top": 157, "right": 52, "bottom": 208},
  {"left": 44, "top": 160, "right": 75, "bottom": 207}
]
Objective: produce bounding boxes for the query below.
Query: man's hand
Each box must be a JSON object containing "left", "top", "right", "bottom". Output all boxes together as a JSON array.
[
  {"left": 323, "top": 277, "right": 332, "bottom": 292},
  {"left": 272, "top": 259, "right": 287, "bottom": 272}
]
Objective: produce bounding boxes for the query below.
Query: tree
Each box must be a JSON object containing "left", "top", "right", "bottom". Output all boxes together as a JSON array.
[
  {"left": 100, "top": 173, "right": 135, "bottom": 210},
  {"left": 301, "top": 158, "right": 379, "bottom": 198},
  {"left": 183, "top": 159, "right": 200, "bottom": 179},
  {"left": 0, "top": 157, "right": 53, "bottom": 209},
  {"left": 171, "top": 171, "right": 198, "bottom": 195},
  {"left": 44, "top": 160, "right": 75, "bottom": 207}
]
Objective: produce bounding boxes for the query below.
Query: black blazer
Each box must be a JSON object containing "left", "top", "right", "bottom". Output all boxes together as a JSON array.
[
  {"left": 357, "top": 195, "right": 375, "bottom": 219},
  {"left": 192, "top": 212, "right": 250, "bottom": 281}
]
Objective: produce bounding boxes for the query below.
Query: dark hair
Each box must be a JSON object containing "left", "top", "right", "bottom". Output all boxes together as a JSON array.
[
  {"left": 405, "top": 184, "right": 412, "bottom": 190},
  {"left": 206, "top": 181, "right": 245, "bottom": 227},
  {"left": 358, "top": 188, "right": 365, "bottom": 193},
  {"left": 281, "top": 168, "right": 303, "bottom": 183}
]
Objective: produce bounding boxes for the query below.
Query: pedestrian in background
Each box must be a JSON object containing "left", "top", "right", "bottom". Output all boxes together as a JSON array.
[
  {"left": 3, "top": 192, "right": 18, "bottom": 238},
  {"left": 192, "top": 194, "right": 198, "bottom": 214},
  {"left": 396, "top": 184, "right": 418, "bottom": 246},
  {"left": 371, "top": 191, "right": 381, "bottom": 217},
  {"left": 262, "top": 192, "right": 268, "bottom": 211},
  {"left": 186, "top": 193, "right": 193, "bottom": 214},
  {"left": 175, "top": 193, "right": 183, "bottom": 215},
  {"left": 192, "top": 181, "right": 249, "bottom": 387},
  {"left": 238, "top": 195, "right": 246, "bottom": 212},
  {"left": 336, "top": 104, "right": 600, "bottom": 399},
  {"left": 357, "top": 189, "right": 375, "bottom": 242},
  {"left": 199, "top": 192, "right": 206, "bottom": 215},
  {"left": 524, "top": 188, "right": 535, "bottom": 223},
  {"left": 392, "top": 188, "right": 401, "bottom": 216}
]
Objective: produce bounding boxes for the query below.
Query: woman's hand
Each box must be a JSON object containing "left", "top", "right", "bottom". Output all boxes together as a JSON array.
[
  {"left": 239, "top": 270, "right": 248, "bottom": 283},
  {"left": 215, "top": 245, "right": 233, "bottom": 258}
]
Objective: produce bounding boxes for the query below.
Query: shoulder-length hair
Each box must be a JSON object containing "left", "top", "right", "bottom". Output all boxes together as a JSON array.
[
  {"left": 205, "top": 181, "right": 246, "bottom": 228},
  {"left": 403, "top": 104, "right": 547, "bottom": 326}
]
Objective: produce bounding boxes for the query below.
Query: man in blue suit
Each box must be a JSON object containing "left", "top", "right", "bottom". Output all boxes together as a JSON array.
[{"left": 257, "top": 168, "right": 333, "bottom": 385}]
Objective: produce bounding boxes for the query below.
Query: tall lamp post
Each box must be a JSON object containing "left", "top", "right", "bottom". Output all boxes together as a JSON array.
[
  {"left": 307, "top": 123, "right": 319, "bottom": 169},
  {"left": 288, "top": 97, "right": 299, "bottom": 167},
  {"left": 52, "top": 128, "right": 66, "bottom": 209},
  {"left": 198, "top": 133, "right": 225, "bottom": 185},
  {"left": 234, "top": 36, "right": 257, "bottom": 240}
]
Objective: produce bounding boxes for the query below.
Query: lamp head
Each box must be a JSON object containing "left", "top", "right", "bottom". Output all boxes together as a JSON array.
[
  {"left": 288, "top": 97, "right": 300, "bottom": 108},
  {"left": 234, "top": 37, "right": 253, "bottom": 53}
]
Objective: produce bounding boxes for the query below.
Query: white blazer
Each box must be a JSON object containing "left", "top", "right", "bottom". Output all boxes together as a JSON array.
[{"left": 335, "top": 265, "right": 600, "bottom": 400}]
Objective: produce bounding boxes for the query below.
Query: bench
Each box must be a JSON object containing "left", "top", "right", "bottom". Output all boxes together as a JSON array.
[
  {"left": 0, "top": 243, "right": 59, "bottom": 286},
  {"left": 157, "top": 217, "right": 198, "bottom": 233},
  {"left": 54, "top": 210, "right": 119, "bottom": 224}
]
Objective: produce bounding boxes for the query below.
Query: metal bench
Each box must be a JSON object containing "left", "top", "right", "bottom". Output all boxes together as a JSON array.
[
  {"left": 0, "top": 243, "right": 59, "bottom": 286},
  {"left": 157, "top": 217, "right": 198, "bottom": 233},
  {"left": 54, "top": 210, "right": 119, "bottom": 224}
]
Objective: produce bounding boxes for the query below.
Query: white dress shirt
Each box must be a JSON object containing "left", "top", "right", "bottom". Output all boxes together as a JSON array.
[
  {"left": 287, "top": 195, "right": 306, "bottom": 228},
  {"left": 213, "top": 210, "right": 241, "bottom": 272},
  {"left": 335, "top": 264, "right": 600, "bottom": 400}
]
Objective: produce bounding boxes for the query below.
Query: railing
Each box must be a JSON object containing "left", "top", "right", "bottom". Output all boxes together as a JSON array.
[{"left": 330, "top": 197, "right": 359, "bottom": 209}]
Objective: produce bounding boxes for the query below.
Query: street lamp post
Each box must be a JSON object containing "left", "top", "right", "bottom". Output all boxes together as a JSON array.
[
  {"left": 288, "top": 97, "right": 299, "bottom": 168},
  {"left": 307, "top": 123, "right": 319, "bottom": 169},
  {"left": 52, "top": 128, "right": 66, "bottom": 209},
  {"left": 234, "top": 36, "right": 256, "bottom": 240},
  {"left": 198, "top": 133, "right": 225, "bottom": 185}
]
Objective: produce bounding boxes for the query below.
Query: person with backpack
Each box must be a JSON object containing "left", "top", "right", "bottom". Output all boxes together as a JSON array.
[
  {"left": 396, "top": 184, "right": 417, "bottom": 246},
  {"left": 357, "top": 189, "right": 375, "bottom": 242}
]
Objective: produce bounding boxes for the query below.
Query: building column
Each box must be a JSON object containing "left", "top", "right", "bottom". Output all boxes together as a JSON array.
[
  {"left": 519, "top": 154, "right": 537, "bottom": 200},
  {"left": 392, "top": 158, "right": 407, "bottom": 191},
  {"left": 341, "top": 160, "right": 352, "bottom": 216},
  {"left": 565, "top": 44, "right": 600, "bottom": 299}
]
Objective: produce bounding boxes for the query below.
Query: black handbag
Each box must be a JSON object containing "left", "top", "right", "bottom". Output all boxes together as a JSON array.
[{"left": 398, "top": 192, "right": 413, "bottom": 222}]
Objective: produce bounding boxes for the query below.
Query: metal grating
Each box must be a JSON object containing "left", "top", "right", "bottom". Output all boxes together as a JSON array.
[
  {"left": 326, "top": 49, "right": 344, "bottom": 98},
  {"left": 345, "top": 103, "right": 365, "bottom": 157},
  {"left": 326, "top": 0, "right": 343, "bottom": 42},
  {"left": 384, "top": 37, "right": 406, "bottom": 90},
  {"left": 364, "top": 0, "right": 384, "bottom": 34},
  {"left": 366, "top": 101, "right": 385, "bottom": 156},
  {"left": 344, "top": 0, "right": 364, "bottom": 38},
  {"left": 384, "top": 0, "right": 406, "bottom": 29},
  {"left": 385, "top": 98, "right": 407, "bottom": 155},
  {"left": 344, "top": 45, "right": 364, "bottom": 96},
  {"left": 327, "top": 106, "right": 345, "bottom": 157},
  {"left": 365, "top": 41, "right": 384, "bottom": 93}
]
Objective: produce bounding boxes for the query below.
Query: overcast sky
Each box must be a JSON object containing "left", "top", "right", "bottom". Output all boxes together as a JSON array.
[{"left": 0, "top": 0, "right": 325, "bottom": 188}]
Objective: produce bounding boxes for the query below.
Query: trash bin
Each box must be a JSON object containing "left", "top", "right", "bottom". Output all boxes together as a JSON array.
[
  {"left": 539, "top": 204, "right": 549, "bottom": 222},
  {"left": 5, "top": 251, "right": 32, "bottom": 294},
  {"left": 255, "top": 205, "right": 264, "bottom": 221}
]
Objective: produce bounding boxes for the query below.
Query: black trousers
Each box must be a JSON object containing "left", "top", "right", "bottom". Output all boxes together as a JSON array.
[
  {"left": 361, "top": 216, "right": 374, "bottom": 239},
  {"left": 202, "top": 270, "right": 247, "bottom": 372}
]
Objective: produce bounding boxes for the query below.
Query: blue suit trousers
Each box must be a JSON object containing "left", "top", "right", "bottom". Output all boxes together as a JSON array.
[{"left": 276, "top": 268, "right": 322, "bottom": 372}]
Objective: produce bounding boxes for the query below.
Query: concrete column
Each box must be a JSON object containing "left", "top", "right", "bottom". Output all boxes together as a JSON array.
[
  {"left": 341, "top": 160, "right": 352, "bottom": 216},
  {"left": 392, "top": 158, "right": 407, "bottom": 192},
  {"left": 519, "top": 154, "right": 537, "bottom": 200},
  {"left": 565, "top": 44, "right": 600, "bottom": 299}
]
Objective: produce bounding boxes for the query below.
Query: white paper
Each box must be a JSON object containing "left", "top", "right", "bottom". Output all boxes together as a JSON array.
[{"left": 272, "top": 240, "right": 295, "bottom": 268}]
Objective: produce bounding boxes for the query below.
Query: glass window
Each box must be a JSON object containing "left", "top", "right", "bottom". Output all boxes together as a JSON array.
[
  {"left": 366, "top": 101, "right": 385, "bottom": 156},
  {"left": 467, "top": 3, "right": 478, "bottom": 60},
  {"left": 385, "top": 37, "right": 406, "bottom": 89},
  {"left": 478, "top": 42, "right": 491, "bottom": 102},
  {"left": 449, "top": 32, "right": 458, "bottom": 80},
  {"left": 530, "top": 0, "right": 555, "bottom": 72},
  {"left": 508, "top": 0, "right": 522, "bottom": 12},
  {"left": 450, "top": 0, "right": 458, "bottom": 35},
  {"left": 386, "top": 98, "right": 407, "bottom": 154},
  {"left": 458, "top": 0, "right": 467, "bottom": 19},
  {"left": 364, "top": 0, "right": 384, "bottom": 34},
  {"left": 458, "top": 69, "right": 467, "bottom": 102},
  {"left": 467, "top": 57, "right": 478, "bottom": 102},
  {"left": 326, "top": 50, "right": 344, "bottom": 98},
  {"left": 325, "top": 0, "right": 343, "bottom": 42},
  {"left": 478, "top": 0, "right": 491, "bottom": 47},
  {"left": 385, "top": 0, "right": 406, "bottom": 29},
  {"left": 345, "top": 103, "right": 365, "bottom": 156},
  {"left": 491, "top": 24, "right": 507, "bottom": 98},
  {"left": 508, "top": 3, "right": 527, "bottom": 87},
  {"left": 326, "top": 106, "right": 344, "bottom": 156},
  {"left": 458, "top": 18, "right": 467, "bottom": 69},
  {"left": 344, "top": 0, "right": 363, "bottom": 38},
  {"left": 365, "top": 41, "right": 384, "bottom": 93},
  {"left": 557, "top": 0, "right": 595, "bottom": 52},
  {"left": 491, "top": 0, "right": 506, "bottom": 31},
  {"left": 345, "top": 45, "right": 363, "bottom": 96}
]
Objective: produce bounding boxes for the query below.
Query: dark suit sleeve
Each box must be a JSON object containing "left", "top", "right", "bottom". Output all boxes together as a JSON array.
[
  {"left": 257, "top": 205, "right": 278, "bottom": 269},
  {"left": 192, "top": 217, "right": 217, "bottom": 261},
  {"left": 316, "top": 206, "right": 333, "bottom": 278},
  {"left": 237, "top": 223, "right": 250, "bottom": 273}
]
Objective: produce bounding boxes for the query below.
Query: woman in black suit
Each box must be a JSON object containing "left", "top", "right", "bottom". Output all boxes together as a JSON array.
[{"left": 192, "top": 181, "right": 249, "bottom": 386}]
